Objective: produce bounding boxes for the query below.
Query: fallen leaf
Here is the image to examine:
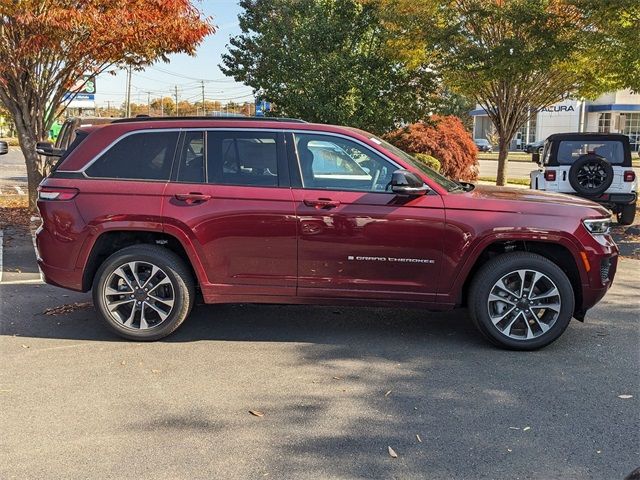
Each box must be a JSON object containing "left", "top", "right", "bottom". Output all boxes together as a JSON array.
[
  {"left": 523, "top": 426, "right": 531, "bottom": 431},
  {"left": 596, "top": 450, "right": 601, "bottom": 454},
  {"left": 509, "top": 427, "right": 520, "bottom": 430},
  {"left": 385, "top": 390, "right": 392, "bottom": 397},
  {"left": 151, "top": 369, "right": 160, "bottom": 373},
  {"left": 21, "top": 344, "right": 29, "bottom": 349},
  {"left": 249, "top": 410, "right": 264, "bottom": 417},
  {"left": 121, "top": 361, "right": 126, "bottom": 366},
  {"left": 507, "top": 448, "right": 512, "bottom": 452},
  {"left": 43, "top": 302, "right": 92, "bottom": 316},
  {"left": 618, "top": 394, "right": 633, "bottom": 399},
  {"left": 416, "top": 434, "right": 422, "bottom": 443},
  {"left": 332, "top": 376, "right": 342, "bottom": 380},
  {"left": 388, "top": 446, "right": 398, "bottom": 458}
]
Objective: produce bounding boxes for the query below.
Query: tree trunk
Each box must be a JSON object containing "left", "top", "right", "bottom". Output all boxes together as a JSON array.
[
  {"left": 496, "top": 135, "right": 510, "bottom": 186},
  {"left": 15, "top": 122, "right": 44, "bottom": 211}
]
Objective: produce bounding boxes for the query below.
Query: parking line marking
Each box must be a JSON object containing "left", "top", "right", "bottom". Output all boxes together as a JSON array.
[
  {"left": 0, "top": 230, "right": 3, "bottom": 283},
  {"left": 0, "top": 279, "right": 43, "bottom": 285}
]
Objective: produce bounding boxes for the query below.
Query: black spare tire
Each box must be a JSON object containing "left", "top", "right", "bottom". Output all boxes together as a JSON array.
[{"left": 568, "top": 154, "right": 613, "bottom": 196}]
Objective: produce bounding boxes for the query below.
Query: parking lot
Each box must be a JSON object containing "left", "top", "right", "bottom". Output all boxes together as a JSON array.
[{"left": 1, "top": 151, "right": 639, "bottom": 479}]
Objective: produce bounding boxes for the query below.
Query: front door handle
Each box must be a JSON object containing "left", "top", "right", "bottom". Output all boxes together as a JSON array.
[
  {"left": 174, "top": 193, "right": 211, "bottom": 204},
  {"left": 303, "top": 198, "right": 341, "bottom": 210}
]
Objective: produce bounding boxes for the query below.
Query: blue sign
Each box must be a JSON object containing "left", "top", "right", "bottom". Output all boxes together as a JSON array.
[
  {"left": 255, "top": 100, "right": 271, "bottom": 117},
  {"left": 63, "top": 93, "right": 95, "bottom": 102}
]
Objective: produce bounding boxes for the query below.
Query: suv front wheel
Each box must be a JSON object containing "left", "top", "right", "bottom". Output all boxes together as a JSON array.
[
  {"left": 469, "top": 252, "right": 575, "bottom": 350},
  {"left": 93, "top": 245, "right": 195, "bottom": 340}
]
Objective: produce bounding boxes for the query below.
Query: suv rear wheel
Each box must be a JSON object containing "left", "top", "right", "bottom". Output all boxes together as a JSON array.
[
  {"left": 617, "top": 203, "right": 636, "bottom": 226},
  {"left": 92, "top": 245, "right": 195, "bottom": 340},
  {"left": 469, "top": 252, "right": 575, "bottom": 350}
]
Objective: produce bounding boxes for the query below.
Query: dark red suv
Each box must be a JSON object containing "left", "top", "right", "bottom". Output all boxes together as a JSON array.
[{"left": 36, "top": 117, "right": 618, "bottom": 349}]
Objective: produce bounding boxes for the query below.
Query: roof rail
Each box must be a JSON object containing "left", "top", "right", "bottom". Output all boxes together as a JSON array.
[{"left": 111, "top": 116, "right": 307, "bottom": 124}]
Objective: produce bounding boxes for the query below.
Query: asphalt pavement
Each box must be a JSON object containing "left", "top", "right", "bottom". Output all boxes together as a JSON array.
[{"left": 0, "top": 223, "right": 639, "bottom": 479}]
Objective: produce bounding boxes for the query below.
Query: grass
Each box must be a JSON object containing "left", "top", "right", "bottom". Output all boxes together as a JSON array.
[{"left": 477, "top": 176, "right": 530, "bottom": 186}]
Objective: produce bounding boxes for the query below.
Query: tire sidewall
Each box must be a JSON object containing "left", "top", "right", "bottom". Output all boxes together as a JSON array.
[
  {"left": 470, "top": 254, "right": 575, "bottom": 350},
  {"left": 93, "top": 247, "right": 193, "bottom": 341}
]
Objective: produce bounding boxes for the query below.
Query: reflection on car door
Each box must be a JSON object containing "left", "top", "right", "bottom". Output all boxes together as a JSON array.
[
  {"left": 289, "top": 132, "right": 445, "bottom": 303},
  {"left": 162, "top": 129, "right": 297, "bottom": 299}
]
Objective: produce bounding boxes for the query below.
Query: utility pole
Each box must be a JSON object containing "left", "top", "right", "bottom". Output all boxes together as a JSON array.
[
  {"left": 147, "top": 92, "right": 151, "bottom": 116},
  {"left": 107, "top": 100, "right": 111, "bottom": 115},
  {"left": 174, "top": 86, "right": 179, "bottom": 116},
  {"left": 160, "top": 97, "right": 164, "bottom": 117},
  {"left": 125, "top": 65, "right": 132, "bottom": 117},
  {"left": 201, "top": 81, "right": 205, "bottom": 116}
]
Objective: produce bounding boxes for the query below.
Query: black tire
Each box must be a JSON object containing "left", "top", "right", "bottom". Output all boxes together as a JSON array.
[
  {"left": 617, "top": 203, "right": 636, "bottom": 225},
  {"left": 92, "top": 245, "right": 195, "bottom": 341},
  {"left": 568, "top": 154, "right": 613, "bottom": 196},
  {"left": 468, "top": 252, "right": 575, "bottom": 350}
]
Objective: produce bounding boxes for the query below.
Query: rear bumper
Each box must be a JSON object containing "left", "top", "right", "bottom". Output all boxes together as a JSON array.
[
  {"left": 37, "top": 259, "right": 84, "bottom": 292},
  {"left": 576, "top": 192, "right": 636, "bottom": 208}
]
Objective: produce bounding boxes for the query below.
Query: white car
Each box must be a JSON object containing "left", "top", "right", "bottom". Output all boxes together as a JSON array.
[{"left": 530, "top": 133, "right": 637, "bottom": 225}]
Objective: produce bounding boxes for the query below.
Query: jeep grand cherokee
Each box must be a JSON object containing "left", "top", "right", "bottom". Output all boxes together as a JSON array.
[{"left": 35, "top": 117, "right": 618, "bottom": 350}]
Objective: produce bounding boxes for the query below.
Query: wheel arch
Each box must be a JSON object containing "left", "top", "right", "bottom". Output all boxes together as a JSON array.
[
  {"left": 458, "top": 239, "right": 585, "bottom": 320},
  {"left": 81, "top": 229, "right": 204, "bottom": 292}
]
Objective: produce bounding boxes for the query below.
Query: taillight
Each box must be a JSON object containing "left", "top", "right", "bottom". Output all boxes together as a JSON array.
[
  {"left": 38, "top": 186, "right": 78, "bottom": 201},
  {"left": 623, "top": 170, "right": 636, "bottom": 182},
  {"left": 544, "top": 170, "right": 556, "bottom": 181}
]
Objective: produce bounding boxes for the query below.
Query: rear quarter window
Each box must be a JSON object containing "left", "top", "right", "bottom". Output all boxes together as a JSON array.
[{"left": 86, "top": 131, "right": 179, "bottom": 180}]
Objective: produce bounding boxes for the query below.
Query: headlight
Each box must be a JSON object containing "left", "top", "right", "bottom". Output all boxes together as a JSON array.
[{"left": 583, "top": 217, "right": 612, "bottom": 235}]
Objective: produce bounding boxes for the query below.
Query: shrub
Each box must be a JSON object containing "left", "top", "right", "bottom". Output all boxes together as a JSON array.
[
  {"left": 385, "top": 115, "right": 479, "bottom": 181},
  {"left": 413, "top": 153, "right": 441, "bottom": 172}
]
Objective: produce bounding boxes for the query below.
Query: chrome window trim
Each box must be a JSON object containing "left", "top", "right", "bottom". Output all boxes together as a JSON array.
[{"left": 58, "top": 127, "right": 404, "bottom": 186}]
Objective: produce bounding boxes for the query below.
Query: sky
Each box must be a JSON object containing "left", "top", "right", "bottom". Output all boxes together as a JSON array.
[{"left": 95, "top": 0, "right": 251, "bottom": 108}]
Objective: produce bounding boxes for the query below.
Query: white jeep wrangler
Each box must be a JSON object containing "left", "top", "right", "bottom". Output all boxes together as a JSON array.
[{"left": 530, "top": 133, "right": 637, "bottom": 225}]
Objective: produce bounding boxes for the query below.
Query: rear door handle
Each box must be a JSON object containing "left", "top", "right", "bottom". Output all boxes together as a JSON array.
[
  {"left": 174, "top": 193, "right": 211, "bottom": 204},
  {"left": 303, "top": 198, "right": 341, "bottom": 209}
]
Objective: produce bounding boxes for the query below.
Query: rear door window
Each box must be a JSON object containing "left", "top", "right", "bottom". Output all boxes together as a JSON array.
[
  {"left": 86, "top": 131, "right": 179, "bottom": 180},
  {"left": 206, "top": 131, "right": 279, "bottom": 186}
]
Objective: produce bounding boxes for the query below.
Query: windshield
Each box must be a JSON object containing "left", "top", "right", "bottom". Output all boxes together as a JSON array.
[
  {"left": 347, "top": 129, "right": 463, "bottom": 192},
  {"left": 475, "top": 139, "right": 489, "bottom": 145}
]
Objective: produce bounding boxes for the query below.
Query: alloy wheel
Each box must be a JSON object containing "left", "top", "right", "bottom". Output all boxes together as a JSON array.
[
  {"left": 576, "top": 162, "right": 607, "bottom": 190},
  {"left": 487, "top": 269, "right": 561, "bottom": 340},
  {"left": 103, "top": 261, "right": 175, "bottom": 330}
]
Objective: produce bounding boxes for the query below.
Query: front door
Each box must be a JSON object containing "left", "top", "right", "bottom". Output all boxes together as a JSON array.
[
  {"left": 289, "top": 132, "right": 445, "bottom": 302},
  {"left": 162, "top": 129, "right": 297, "bottom": 297}
]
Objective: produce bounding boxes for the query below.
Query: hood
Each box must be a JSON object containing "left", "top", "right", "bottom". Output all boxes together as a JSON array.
[{"left": 447, "top": 185, "right": 611, "bottom": 217}]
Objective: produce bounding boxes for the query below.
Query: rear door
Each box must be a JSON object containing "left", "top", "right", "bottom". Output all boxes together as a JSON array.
[
  {"left": 288, "top": 131, "right": 445, "bottom": 302},
  {"left": 162, "top": 129, "right": 297, "bottom": 297}
]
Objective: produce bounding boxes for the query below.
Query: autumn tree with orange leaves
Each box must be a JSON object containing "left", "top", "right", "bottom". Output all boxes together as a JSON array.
[{"left": 0, "top": 0, "right": 214, "bottom": 208}]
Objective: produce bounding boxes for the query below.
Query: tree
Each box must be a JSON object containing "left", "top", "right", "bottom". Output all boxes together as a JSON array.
[
  {"left": 385, "top": 115, "right": 479, "bottom": 181},
  {"left": 369, "top": 0, "right": 639, "bottom": 185},
  {"left": 221, "top": 0, "right": 436, "bottom": 134},
  {"left": 0, "top": 0, "right": 213, "bottom": 209}
]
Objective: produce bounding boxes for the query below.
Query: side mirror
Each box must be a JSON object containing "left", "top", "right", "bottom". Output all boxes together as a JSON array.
[
  {"left": 0, "top": 141, "right": 8, "bottom": 155},
  {"left": 532, "top": 152, "right": 540, "bottom": 164},
  {"left": 390, "top": 169, "right": 429, "bottom": 196},
  {"left": 36, "top": 141, "right": 64, "bottom": 157}
]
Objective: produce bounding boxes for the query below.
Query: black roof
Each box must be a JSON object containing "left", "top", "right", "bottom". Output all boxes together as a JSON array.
[
  {"left": 111, "top": 116, "right": 306, "bottom": 124},
  {"left": 546, "top": 132, "right": 630, "bottom": 142}
]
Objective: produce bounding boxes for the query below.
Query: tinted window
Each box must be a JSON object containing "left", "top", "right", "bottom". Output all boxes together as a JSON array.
[
  {"left": 176, "top": 131, "right": 205, "bottom": 183},
  {"left": 294, "top": 133, "right": 395, "bottom": 192},
  {"left": 556, "top": 140, "right": 625, "bottom": 165},
  {"left": 52, "top": 130, "right": 89, "bottom": 172},
  {"left": 207, "top": 131, "right": 279, "bottom": 186},
  {"left": 86, "top": 131, "right": 179, "bottom": 180}
]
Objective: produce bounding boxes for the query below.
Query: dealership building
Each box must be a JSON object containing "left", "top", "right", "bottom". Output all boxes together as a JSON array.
[{"left": 471, "top": 89, "right": 640, "bottom": 151}]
